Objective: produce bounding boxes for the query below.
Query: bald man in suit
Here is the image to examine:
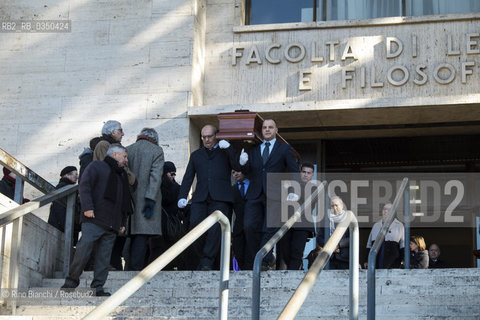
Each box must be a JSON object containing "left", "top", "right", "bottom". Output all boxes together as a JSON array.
[
  {"left": 178, "top": 125, "right": 240, "bottom": 270},
  {"left": 240, "top": 119, "right": 299, "bottom": 270}
]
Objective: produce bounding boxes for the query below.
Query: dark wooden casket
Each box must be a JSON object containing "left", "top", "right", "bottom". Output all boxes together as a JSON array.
[
  {"left": 216, "top": 111, "right": 263, "bottom": 143},
  {"left": 216, "top": 111, "right": 300, "bottom": 162}
]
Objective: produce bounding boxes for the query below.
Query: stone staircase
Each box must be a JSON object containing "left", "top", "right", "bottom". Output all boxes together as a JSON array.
[{"left": 1, "top": 268, "right": 479, "bottom": 319}]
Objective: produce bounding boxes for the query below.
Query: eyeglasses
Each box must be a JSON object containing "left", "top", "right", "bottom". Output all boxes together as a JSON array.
[
  {"left": 169, "top": 172, "right": 176, "bottom": 176},
  {"left": 115, "top": 128, "right": 123, "bottom": 133},
  {"left": 201, "top": 134, "right": 215, "bottom": 140}
]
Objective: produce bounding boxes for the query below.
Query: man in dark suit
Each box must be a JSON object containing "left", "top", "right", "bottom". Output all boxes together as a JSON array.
[
  {"left": 277, "top": 162, "right": 315, "bottom": 270},
  {"left": 177, "top": 124, "right": 239, "bottom": 270},
  {"left": 428, "top": 243, "right": 450, "bottom": 268},
  {"left": 231, "top": 169, "right": 249, "bottom": 270},
  {"left": 240, "top": 119, "right": 299, "bottom": 270}
]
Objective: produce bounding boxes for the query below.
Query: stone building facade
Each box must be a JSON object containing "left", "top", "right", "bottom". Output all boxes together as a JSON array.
[{"left": 1, "top": 1, "right": 479, "bottom": 265}]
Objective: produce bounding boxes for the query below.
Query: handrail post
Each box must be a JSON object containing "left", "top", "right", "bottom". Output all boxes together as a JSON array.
[
  {"left": 14, "top": 176, "right": 24, "bottom": 205},
  {"left": 349, "top": 216, "right": 359, "bottom": 320},
  {"left": 404, "top": 186, "right": 410, "bottom": 269},
  {"left": 82, "top": 211, "right": 231, "bottom": 320},
  {"left": 324, "top": 191, "right": 330, "bottom": 270},
  {"left": 63, "top": 192, "right": 76, "bottom": 277},
  {"left": 252, "top": 248, "right": 264, "bottom": 320},
  {"left": 367, "top": 241, "right": 377, "bottom": 320},
  {"left": 218, "top": 213, "right": 231, "bottom": 320},
  {"left": 252, "top": 182, "right": 325, "bottom": 320},
  {"left": 278, "top": 211, "right": 358, "bottom": 319},
  {"left": 367, "top": 177, "right": 409, "bottom": 320}
]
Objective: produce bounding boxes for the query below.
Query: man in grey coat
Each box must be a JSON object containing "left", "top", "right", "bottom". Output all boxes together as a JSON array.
[{"left": 126, "top": 128, "right": 165, "bottom": 270}]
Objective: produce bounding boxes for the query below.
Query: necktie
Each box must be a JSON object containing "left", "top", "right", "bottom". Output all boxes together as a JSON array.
[
  {"left": 239, "top": 182, "right": 245, "bottom": 198},
  {"left": 262, "top": 142, "right": 270, "bottom": 165}
]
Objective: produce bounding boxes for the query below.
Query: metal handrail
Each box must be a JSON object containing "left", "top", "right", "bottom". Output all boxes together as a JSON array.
[
  {"left": 367, "top": 177, "right": 410, "bottom": 320},
  {"left": 82, "top": 210, "right": 231, "bottom": 320},
  {"left": 0, "top": 184, "right": 79, "bottom": 276},
  {"left": 252, "top": 181, "right": 326, "bottom": 320},
  {"left": 0, "top": 184, "right": 78, "bottom": 227},
  {"left": 278, "top": 210, "right": 359, "bottom": 320},
  {"left": 0, "top": 147, "right": 56, "bottom": 194}
]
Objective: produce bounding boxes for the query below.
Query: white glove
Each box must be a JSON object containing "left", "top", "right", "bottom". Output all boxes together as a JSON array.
[
  {"left": 239, "top": 148, "right": 248, "bottom": 165},
  {"left": 218, "top": 140, "right": 230, "bottom": 149},
  {"left": 177, "top": 198, "right": 187, "bottom": 208},
  {"left": 286, "top": 193, "right": 300, "bottom": 202}
]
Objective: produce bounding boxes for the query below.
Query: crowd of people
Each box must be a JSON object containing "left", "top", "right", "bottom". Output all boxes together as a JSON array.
[{"left": 0, "top": 118, "right": 452, "bottom": 296}]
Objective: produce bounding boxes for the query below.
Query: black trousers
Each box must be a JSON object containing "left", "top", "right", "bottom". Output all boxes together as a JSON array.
[
  {"left": 276, "top": 229, "right": 309, "bottom": 270},
  {"left": 189, "top": 199, "right": 231, "bottom": 270},
  {"left": 243, "top": 197, "right": 265, "bottom": 269},
  {"left": 232, "top": 206, "right": 247, "bottom": 270}
]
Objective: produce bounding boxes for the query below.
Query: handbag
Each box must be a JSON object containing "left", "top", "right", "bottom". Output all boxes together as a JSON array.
[{"left": 161, "top": 207, "right": 184, "bottom": 242}]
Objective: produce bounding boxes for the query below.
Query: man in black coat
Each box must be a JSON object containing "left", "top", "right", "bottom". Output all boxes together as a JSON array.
[
  {"left": 239, "top": 119, "right": 299, "bottom": 270},
  {"left": 276, "top": 163, "right": 315, "bottom": 270},
  {"left": 62, "top": 145, "right": 131, "bottom": 296},
  {"left": 177, "top": 124, "right": 239, "bottom": 270},
  {"left": 48, "top": 166, "right": 80, "bottom": 244},
  {"left": 428, "top": 243, "right": 450, "bottom": 268}
]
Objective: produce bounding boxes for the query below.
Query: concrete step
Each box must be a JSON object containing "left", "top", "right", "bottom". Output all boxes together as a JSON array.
[
  {"left": 14, "top": 292, "right": 480, "bottom": 308},
  {"left": 13, "top": 301, "right": 480, "bottom": 319},
  {"left": 3, "top": 317, "right": 480, "bottom": 320},
  {"left": 7, "top": 268, "right": 480, "bottom": 319},
  {"left": 44, "top": 269, "right": 480, "bottom": 289},
  {"left": 52, "top": 268, "right": 480, "bottom": 281}
]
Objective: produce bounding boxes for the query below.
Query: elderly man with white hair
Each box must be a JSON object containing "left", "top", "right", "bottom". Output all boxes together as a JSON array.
[
  {"left": 126, "top": 128, "right": 165, "bottom": 270},
  {"left": 93, "top": 120, "right": 136, "bottom": 186},
  {"left": 62, "top": 145, "right": 132, "bottom": 296}
]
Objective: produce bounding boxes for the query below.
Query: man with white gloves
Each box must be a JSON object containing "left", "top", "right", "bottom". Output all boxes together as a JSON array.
[
  {"left": 177, "top": 124, "right": 240, "bottom": 270},
  {"left": 239, "top": 119, "right": 299, "bottom": 270}
]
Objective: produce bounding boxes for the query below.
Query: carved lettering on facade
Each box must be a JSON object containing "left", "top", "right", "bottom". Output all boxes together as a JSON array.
[{"left": 231, "top": 33, "right": 480, "bottom": 91}]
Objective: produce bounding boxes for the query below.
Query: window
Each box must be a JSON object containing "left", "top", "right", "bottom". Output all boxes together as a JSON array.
[{"left": 246, "top": 0, "right": 480, "bottom": 25}]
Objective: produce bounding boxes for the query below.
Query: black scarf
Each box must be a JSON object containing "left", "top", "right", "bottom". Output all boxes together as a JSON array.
[
  {"left": 103, "top": 156, "right": 132, "bottom": 215},
  {"left": 101, "top": 134, "right": 117, "bottom": 145},
  {"left": 58, "top": 177, "right": 75, "bottom": 186}
]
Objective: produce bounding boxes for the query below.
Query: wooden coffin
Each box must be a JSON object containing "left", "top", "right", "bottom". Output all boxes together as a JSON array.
[
  {"left": 216, "top": 111, "right": 263, "bottom": 143},
  {"left": 216, "top": 111, "right": 301, "bottom": 162}
]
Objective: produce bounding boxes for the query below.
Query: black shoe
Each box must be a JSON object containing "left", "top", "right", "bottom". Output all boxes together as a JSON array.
[
  {"left": 261, "top": 258, "right": 276, "bottom": 271},
  {"left": 61, "top": 282, "right": 77, "bottom": 291},
  {"left": 199, "top": 265, "right": 212, "bottom": 271},
  {"left": 59, "top": 286, "right": 75, "bottom": 293},
  {"left": 95, "top": 290, "right": 111, "bottom": 297}
]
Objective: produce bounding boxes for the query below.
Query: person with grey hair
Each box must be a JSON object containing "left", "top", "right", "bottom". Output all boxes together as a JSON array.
[
  {"left": 315, "top": 196, "right": 351, "bottom": 269},
  {"left": 102, "top": 120, "right": 122, "bottom": 135},
  {"left": 62, "top": 145, "right": 132, "bottom": 296},
  {"left": 126, "top": 128, "right": 165, "bottom": 270},
  {"left": 92, "top": 121, "right": 136, "bottom": 270},
  {"left": 364, "top": 203, "right": 405, "bottom": 269},
  {"left": 93, "top": 120, "right": 136, "bottom": 186}
]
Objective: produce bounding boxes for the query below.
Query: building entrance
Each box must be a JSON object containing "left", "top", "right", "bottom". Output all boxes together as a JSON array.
[{"left": 292, "top": 134, "right": 480, "bottom": 268}]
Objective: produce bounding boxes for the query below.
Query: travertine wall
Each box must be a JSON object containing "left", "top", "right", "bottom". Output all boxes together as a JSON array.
[
  {"left": 0, "top": 0, "right": 198, "bottom": 211},
  {"left": 201, "top": 3, "right": 480, "bottom": 114},
  {"left": 1, "top": 213, "right": 64, "bottom": 289},
  {"left": 1, "top": 0, "right": 479, "bottom": 217}
]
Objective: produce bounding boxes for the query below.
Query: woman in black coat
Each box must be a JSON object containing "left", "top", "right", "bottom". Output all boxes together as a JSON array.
[
  {"left": 148, "top": 161, "right": 186, "bottom": 269},
  {"left": 47, "top": 166, "right": 80, "bottom": 244}
]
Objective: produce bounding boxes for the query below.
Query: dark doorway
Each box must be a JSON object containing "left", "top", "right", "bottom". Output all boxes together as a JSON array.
[{"left": 292, "top": 134, "right": 480, "bottom": 268}]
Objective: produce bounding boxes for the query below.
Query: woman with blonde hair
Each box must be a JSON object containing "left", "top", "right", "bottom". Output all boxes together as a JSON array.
[{"left": 409, "top": 235, "right": 429, "bottom": 269}]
